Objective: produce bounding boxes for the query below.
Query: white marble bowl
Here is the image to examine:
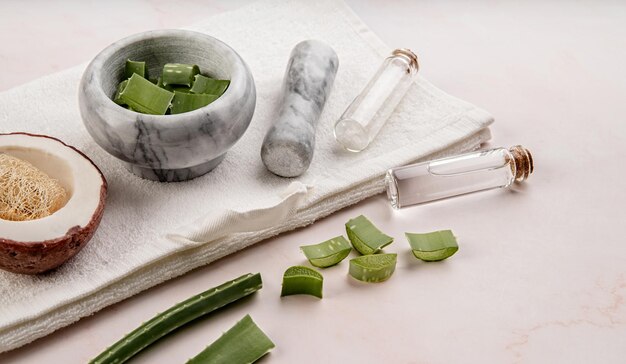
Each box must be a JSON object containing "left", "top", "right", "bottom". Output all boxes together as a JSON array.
[{"left": 79, "top": 29, "right": 256, "bottom": 182}]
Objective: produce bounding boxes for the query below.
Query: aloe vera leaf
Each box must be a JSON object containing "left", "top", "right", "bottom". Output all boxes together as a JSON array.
[
  {"left": 280, "top": 266, "right": 323, "bottom": 298},
  {"left": 156, "top": 76, "right": 192, "bottom": 94},
  {"left": 119, "top": 73, "right": 173, "bottom": 115},
  {"left": 187, "top": 315, "right": 275, "bottom": 364},
  {"left": 164, "top": 84, "right": 193, "bottom": 93},
  {"left": 300, "top": 236, "right": 351, "bottom": 268},
  {"left": 405, "top": 230, "right": 459, "bottom": 261},
  {"left": 190, "top": 74, "right": 230, "bottom": 95},
  {"left": 349, "top": 253, "right": 397, "bottom": 283},
  {"left": 89, "top": 273, "right": 263, "bottom": 364},
  {"left": 170, "top": 91, "right": 219, "bottom": 114},
  {"left": 162, "top": 63, "right": 200, "bottom": 87},
  {"left": 345, "top": 215, "right": 394, "bottom": 255},
  {"left": 113, "top": 79, "right": 129, "bottom": 105},
  {"left": 124, "top": 60, "right": 147, "bottom": 79}
]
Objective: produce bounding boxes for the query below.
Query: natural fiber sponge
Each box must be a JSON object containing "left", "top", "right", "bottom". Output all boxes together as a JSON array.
[{"left": 0, "top": 153, "right": 67, "bottom": 221}]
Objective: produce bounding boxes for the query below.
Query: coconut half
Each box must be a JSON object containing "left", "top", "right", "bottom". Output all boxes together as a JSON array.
[{"left": 0, "top": 133, "right": 107, "bottom": 274}]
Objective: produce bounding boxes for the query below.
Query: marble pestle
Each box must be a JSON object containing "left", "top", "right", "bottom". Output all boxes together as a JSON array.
[{"left": 261, "top": 40, "right": 339, "bottom": 177}]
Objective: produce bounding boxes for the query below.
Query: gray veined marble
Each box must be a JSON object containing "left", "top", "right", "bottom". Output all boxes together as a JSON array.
[
  {"left": 79, "top": 29, "right": 256, "bottom": 182},
  {"left": 261, "top": 40, "right": 339, "bottom": 177}
]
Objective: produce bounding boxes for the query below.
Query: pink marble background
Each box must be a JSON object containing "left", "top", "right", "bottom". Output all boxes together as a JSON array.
[{"left": 1, "top": 1, "right": 625, "bottom": 363}]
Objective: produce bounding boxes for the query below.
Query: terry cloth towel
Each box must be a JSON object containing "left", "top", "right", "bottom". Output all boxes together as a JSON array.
[{"left": 0, "top": 0, "right": 493, "bottom": 353}]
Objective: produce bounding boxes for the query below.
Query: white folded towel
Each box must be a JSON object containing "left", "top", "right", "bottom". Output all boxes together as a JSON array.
[{"left": 0, "top": 0, "right": 493, "bottom": 353}]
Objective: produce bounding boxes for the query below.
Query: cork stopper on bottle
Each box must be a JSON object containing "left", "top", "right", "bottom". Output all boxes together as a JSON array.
[
  {"left": 392, "top": 48, "right": 419, "bottom": 72},
  {"left": 509, "top": 145, "right": 534, "bottom": 182}
]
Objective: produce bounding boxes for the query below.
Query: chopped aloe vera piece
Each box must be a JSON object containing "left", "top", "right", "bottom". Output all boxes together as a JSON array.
[
  {"left": 190, "top": 74, "right": 230, "bottom": 95},
  {"left": 345, "top": 215, "right": 394, "bottom": 255},
  {"left": 124, "top": 60, "right": 147, "bottom": 79},
  {"left": 119, "top": 73, "right": 173, "bottom": 115},
  {"left": 162, "top": 63, "right": 200, "bottom": 87},
  {"left": 280, "top": 266, "right": 323, "bottom": 298},
  {"left": 300, "top": 236, "right": 351, "bottom": 268},
  {"left": 170, "top": 91, "right": 219, "bottom": 114},
  {"left": 349, "top": 253, "right": 397, "bottom": 283},
  {"left": 157, "top": 75, "right": 191, "bottom": 93},
  {"left": 89, "top": 273, "right": 263, "bottom": 364},
  {"left": 113, "top": 79, "right": 128, "bottom": 105},
  {"left": 164, "top": 84, "right": 192, "bottom": 93},
  {"left": 187, "top": 315, "right": 274, "bottom": 364},
  {"left": 405, "top": 230, "right": 459, "bottom": 261}
]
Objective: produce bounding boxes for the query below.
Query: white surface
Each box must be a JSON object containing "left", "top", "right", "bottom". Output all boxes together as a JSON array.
[
  {"left": 1, "top": 0, "right": 625, "bottom": 363},
  {"left": 0, "top": 0, "right": 492, "bottom": 353}
]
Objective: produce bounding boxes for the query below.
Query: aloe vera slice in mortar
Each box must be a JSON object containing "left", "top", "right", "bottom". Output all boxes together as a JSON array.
[
  {"left": 170, "top": 91, "right": 219, "bottom": 114},
  {"left": 124, "top": 59, "right": 147, "bottom": 79},
  {"left": 406, "top": 230, "right": 459, "bottom": 261},
  {"left": 345, "top": 215, "right": 394, "bottom": 255},
  {"left": 187, "top": 314, "right": 275, "bottom": 364},
  {"left": 349, "top": 253, "right": 397, "bottom": 283},
  {"left": 113, "top": 79, "right": 128, "bottom": 105},
  {"left": 280, "top": 266, "right": 323, "bottom": 298},
  {"left": 119, "top": 73, "right": 174, "bottom": 115},
  {"left": 300, "top": 236, "right": 351, "bottom": 268},
  {"left": 89, "top": 273, "right": 263, "bottom": 364},
  {"left": 162, "top": 63, "right": 200, "bottom": 87},
  {"left": 190, "top": 74, "right": 230, "bottom": 95}
]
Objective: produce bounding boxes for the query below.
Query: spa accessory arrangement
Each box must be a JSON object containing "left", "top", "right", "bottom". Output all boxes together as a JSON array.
[{"left": 0, "top": 0, "right": 533, "bottom": 361}]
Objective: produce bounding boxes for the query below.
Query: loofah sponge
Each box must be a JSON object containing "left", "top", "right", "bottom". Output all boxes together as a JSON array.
[{"left": 0, "top": 153, "right": 67, "bottom": 221}]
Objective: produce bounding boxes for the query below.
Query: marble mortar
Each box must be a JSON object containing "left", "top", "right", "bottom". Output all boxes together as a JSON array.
[{"left": 79, "top": 29, "right": 256, "bottom": 182}]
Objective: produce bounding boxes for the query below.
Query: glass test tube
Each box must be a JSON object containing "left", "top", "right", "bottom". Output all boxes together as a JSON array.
[
  {"left": 385, "top": 146, "right": 534, "bottom": 209},
  {"left": 334, "top": 49, "right": 419, "bottom": 152}
]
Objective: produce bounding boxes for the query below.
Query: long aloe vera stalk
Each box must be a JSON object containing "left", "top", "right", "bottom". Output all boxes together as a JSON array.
[
  {"left": 187, "top": 315, "right": 275, "bottom": 364},
  {"left": 89, "top": 273, "right": 263, "bottom": 364}
]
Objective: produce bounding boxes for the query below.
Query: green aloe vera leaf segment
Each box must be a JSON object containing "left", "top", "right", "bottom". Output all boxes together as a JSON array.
[
  {"left": 190, "top": 74, "right": 230, "bottom": 95},
  {"left": 162, "top": 63, "right": 200, "bottom": 87},
  {"left": 170, "top": 91, "right": 219, "bottom": 114},
  {"left": 124, "top": 60, "right": 147, "bottom": 79},
  {"left": 345, "top": 215, "right": 394, "bottom": 255},
  {"left": 349, "top": 253, "right": 397, "bottom": 283},
  {"left": 300, "top": 236, "right": 352, "bottom": 268},
  {"left": 113, "top": 79, "right": 129, "bottom": 105},
  {"left": 187, "top": 315, "right": 275, "bottom": 364},
  {"left": 119, "top": 73, "right": 173, "bottom": 115},
  {"left": 89, "top": 273, "right": 263, "bottom": 364},
  {"left": 405, "top": 230, "right": 459, "bottom": 261},
  {"left": 163, "top": 84, "right": 193, "bottom": 93},
  {"left": 280, "top": 266, "right": 323, "bottom": 298}
]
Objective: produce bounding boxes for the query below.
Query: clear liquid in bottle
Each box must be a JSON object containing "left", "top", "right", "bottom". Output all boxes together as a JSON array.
[{"left": 386, "top": 146, "right": 533, "bottom": 209}]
